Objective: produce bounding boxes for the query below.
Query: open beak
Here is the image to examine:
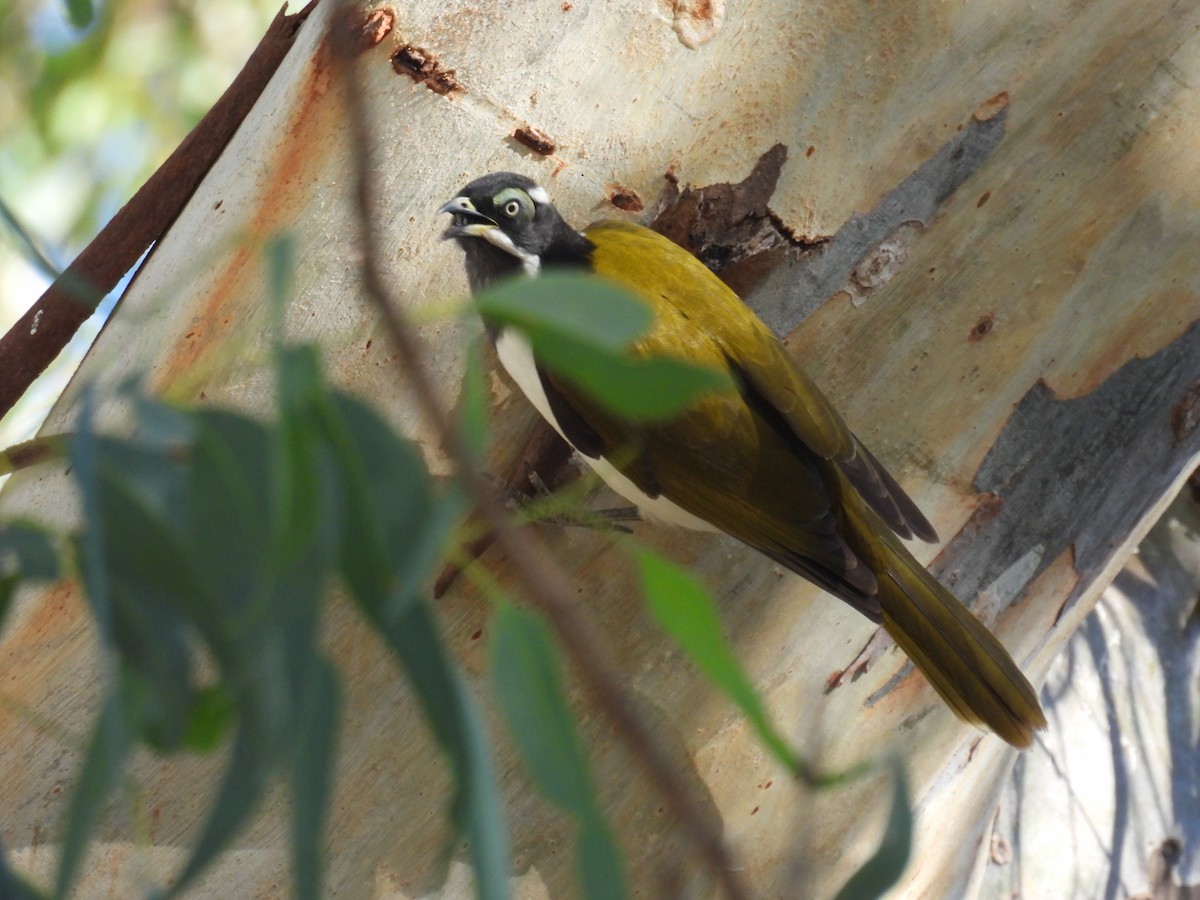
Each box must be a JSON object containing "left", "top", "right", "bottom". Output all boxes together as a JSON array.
[{"left": 438, "top": 197, "right": 497, "bottom": 240}]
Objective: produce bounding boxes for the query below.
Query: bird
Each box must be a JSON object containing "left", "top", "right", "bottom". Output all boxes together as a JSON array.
[{"left": 439, "top": 171, "right": 1047, "bottom": 748}]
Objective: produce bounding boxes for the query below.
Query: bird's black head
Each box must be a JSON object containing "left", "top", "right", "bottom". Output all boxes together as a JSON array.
[{"left": 439, "top": 172, "right": 593, "bottom": 293}]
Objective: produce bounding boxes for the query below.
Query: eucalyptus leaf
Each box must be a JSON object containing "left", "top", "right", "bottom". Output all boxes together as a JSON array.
[
  {"left": 63, "top": 0, "right": 94, "bottom": 29},
  {"left": 54, "top": 692, "right": 130, "bottom": 899},
  {"left": 491, "top": 603, "right": 626, "bottom": 900},
  {"left": 166, "top": 725, "right": 270, "bottom": 899},
  {"left": 635, "top": 549, "right": 801, "bottom": 775},
  {"left": 369, "top": 601, "right": 509, "bottom": 900},
  {"left": 290, "top": 658, "right": 341, "bottom": 900},
  {"left": 834, "top": 763, "right": 912, "bottom": 900},
  {"left": 476, "top": 273, "right": 651, "bottom": 352},
  {"left": 0, "top": 836, "right": 45, "bottom": 900},
  {"left": 459, "top": 336, "right": 490, "bottom": 463},
  {"left": 535, "top": 333, "right": 731, "bottom": 421},
  {"left": 0, "top": 522, "right": 60, "bottom": 629}
]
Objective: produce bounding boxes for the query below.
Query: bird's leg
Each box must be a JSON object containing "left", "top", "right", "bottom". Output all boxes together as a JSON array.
[
  {"left": 434, "top": 421, "right": 639, "bottom": 598},
  {"left": 521, "top": 470, "right": 641, "bottom": 533}
]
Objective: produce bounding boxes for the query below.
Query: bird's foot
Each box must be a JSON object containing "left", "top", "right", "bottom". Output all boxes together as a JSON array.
[{"left": 516, "top": 471, "right": 640, "bottom": 533}]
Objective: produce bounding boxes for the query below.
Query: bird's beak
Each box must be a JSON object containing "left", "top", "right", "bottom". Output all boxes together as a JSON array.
[{"left": 438, "top": 197, "right": 497, "bottom": 240}]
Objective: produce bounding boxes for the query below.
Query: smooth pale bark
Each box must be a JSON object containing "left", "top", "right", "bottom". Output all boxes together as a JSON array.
[{"left": 3, "top": 0, "right": 1199, "bottom": 896}]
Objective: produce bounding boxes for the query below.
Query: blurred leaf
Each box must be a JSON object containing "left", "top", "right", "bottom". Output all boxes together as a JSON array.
[
  {"left": 490, "top": 602, "right": 626, "bottom": 900},
  {"left": 459, "top": 337, "right": 490, "bottom": 463},
  {"left": 54, "top": 692, "right": 130, "bottom": 899},
  {"left": 490, "top": 602, "right": 595, "bottom": 809},
  {"left": 290, "top": 658, "right": 341, "bottom": 900},
  {"left": 64, "top": 0, "right": 95, "bottom": 29},
  {"left": 273, "top": 343, "right": 327, "bottom": 563},
  {"left": 367, "top": 600, "right": 509, "bottom": 900},
  {"left": 476, "top": 273, "right": 651, "bottom": 352},
  {"left": 477, "top": 272, "right": 731, "bottom": 422},
  {"left": 834, "top": 764, "right": 912, "bottom": 900},
  {"left": 323, "top": 391, "right": 462, "bottom": 624},
  {"left": 635, "top": 550, "right": 801, "bottom": 775},
  {"left": 166, "top": 725, "right": 270, "bottom": 899},
  {"left": 536, "top": 333, "right": 731, "bottom": 421},
  {"left": 0, "top": 837, "right": 45, "bottom": 899},
  {"left": 577, "top": 818, "right": 626, "bottom": 900},
  {"left": 182, "top": 685, "right": 235, "bottom": 754},
  {"left": 0, "top": 196, "right": 61, "bottom": 279},
  {"left": 0, "top": 521, "right": 61, "bottom": 626},
  {"left": 68, "top": 387, "right": 112, "bottom": 641},
  {"left": 267, "top": 234, "right": 295, "bottom": 335}
]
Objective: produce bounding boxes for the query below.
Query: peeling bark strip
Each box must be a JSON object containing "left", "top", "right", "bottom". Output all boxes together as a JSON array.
[
  {"left": 934, "top": 321, "right": 1200, "bottom": 615},
  {"left": 650, "top": 143, "right": 791, "bottom": 273},
  {"left": 390, "top": 44, "right": 461, "bottom": 95},
  {"left": 0, "top": 1, "right": 319, "bottom": 423},
  {"left": 750, "top": 97, "right": 1009, "bottom": 336},
  {"left": 512, "top": 125, "right": 556, "bottom": 156}
]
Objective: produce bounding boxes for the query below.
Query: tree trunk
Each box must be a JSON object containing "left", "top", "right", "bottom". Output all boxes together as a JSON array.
[{"left": 2, "top": 0, "right": 1198, "bottom": 896}]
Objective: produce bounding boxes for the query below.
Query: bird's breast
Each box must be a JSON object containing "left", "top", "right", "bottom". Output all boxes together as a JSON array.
[{"left": 493, "top": 327, "right": 718, "bottom": 532}]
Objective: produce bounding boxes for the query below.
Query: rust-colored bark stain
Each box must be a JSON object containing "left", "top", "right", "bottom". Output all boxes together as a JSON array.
[
  {"left": 512, "top": 125, "right": 557, "bottom": 156},
  {"left": 344, "top": 6, "right": 395, "bottom": 52},
  {"left": 391, "top": 44, "right": 461, "bottom": 96},
  {"left": 1171, "top": 380, "right": 1200, "bottom": 443},
  {"left": 973, "top": 91, "right": 1010, "bottom": 122},
  {"left": 152, "top": 23, "right": 343, "bottom": 394},
  {"left": 969, "top": 312, "right": 996, "bottom": 342},
  {"left": 607, "top": 185, "right": 644, "bottom": 212},
  {"left": 0, "top": 580, "right": 91, "bottom": 720}
]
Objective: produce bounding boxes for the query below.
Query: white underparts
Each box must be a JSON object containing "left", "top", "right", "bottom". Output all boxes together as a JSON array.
[{"left": 494, "top": 328, "right": 719, "bottom": 532}]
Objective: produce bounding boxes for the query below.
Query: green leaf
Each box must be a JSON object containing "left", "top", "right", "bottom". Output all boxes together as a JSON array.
[
  {"left": 535, "top": 333, "right": 731, "bottom": 421},
  {"left": 323, "top": 391, "right": 463, "bottom": 625},
  {"left": 267, "top": 234, "right": 295, "bottom": 337},
  {"left": 181, "top": 685, "right": 236, "bottom": 753},
  {"left": 0, "top": 521, "right": 61, "bottom": 630},
  {"left": 477, "top": 272, "right": 731, "bottom": 421},
  {"left": 166, "top": 725, "right": 270, "bottom": 898},
  {"left": 490, "top": 603, "right": 594, "bottom": 810},
  {"left": 273, "top": 343, "right": 327, "bottom": 562},
  {"left": 577, "top": 817, "right": 626, "bottom": 900},
  {"left": 55, "top": 692, "right": 130, "bottom": 899},
  {"left": 0, "top": 522, "right": 60, "bottom": 580},
  {"left": 63, "top": 0, "right": 94, "bottom": 29},
  {"left": 476, "top": 273, "right": 651, "bottom": 352},
  {"left": 834, "top": 763, "right": 912, "bottom": 900},
  {"left": 290, "top": 658, "right": 341, "bottom": 900},
  {"left": 490, "top": 603, "right": 626, "bottom": 900},
  {"left": 459, "top": 337, "right": 490, "bottom": 463},
  {"left": 635, "top": 550, "right": 801, "bottom": 775},
  {"left": 0, "top": 836, "right": 47, "bottom": 900},
  {"left": 368, "top": 601, "right": 509, "bottom": 900}
]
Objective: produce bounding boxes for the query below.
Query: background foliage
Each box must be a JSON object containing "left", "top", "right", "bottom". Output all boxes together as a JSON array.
[{"left": 0, "top": 0, "right": 282, "bottom": 448}]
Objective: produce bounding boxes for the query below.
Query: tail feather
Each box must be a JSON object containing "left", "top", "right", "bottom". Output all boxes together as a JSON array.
[{"left": 877, "top": 551, "right": 1047, "bottom": 748}]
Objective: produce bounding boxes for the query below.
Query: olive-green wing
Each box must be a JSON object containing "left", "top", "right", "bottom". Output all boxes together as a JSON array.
[{"left": 586, "top": 219, "right": 937, "bottom": 543}]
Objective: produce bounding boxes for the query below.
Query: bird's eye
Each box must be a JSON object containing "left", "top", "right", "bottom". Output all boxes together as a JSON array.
[{"left": 493, "top": 187, "right": 533, "bottom": 222}]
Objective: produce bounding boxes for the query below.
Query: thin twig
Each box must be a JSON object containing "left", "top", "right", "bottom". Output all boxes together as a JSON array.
[{"left": 329, "top": 9, "right": 751, "bottom": 899}]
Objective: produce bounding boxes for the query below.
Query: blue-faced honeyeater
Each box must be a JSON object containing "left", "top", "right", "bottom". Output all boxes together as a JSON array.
[{"left": 440, "top": 172, "right": 1046, "bottom": 748}]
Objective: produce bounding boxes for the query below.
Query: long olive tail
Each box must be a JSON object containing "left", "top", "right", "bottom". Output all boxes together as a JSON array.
[{"left": 876, "top": 545, "right": 1047, "bottom": 748}]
